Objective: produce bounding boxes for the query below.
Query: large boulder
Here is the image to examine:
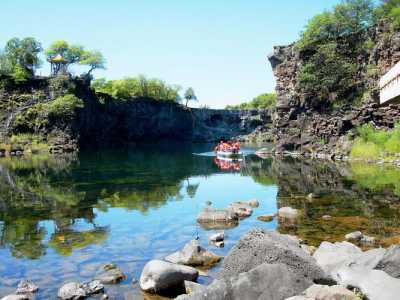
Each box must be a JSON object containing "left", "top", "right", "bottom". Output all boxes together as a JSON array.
[
  {"left": 196, "top": 208, "right": 239, "bottom": 229},
  {"left": 336, "top": 266, "right": 400, "bottom": 300},
  {"left": 140, "top": 260, "right": 199, "bottom": 294},
  {"left": 217, "top": 229, "right": 327, "bottom": 285},
  {"left": 375, "top": 244, "right": 400, "bottom": 278},
  {"left": 278, "top": 207, "right": 299, "bottom": 219},
  {"left": 286, "top": 284, "right": 359, "bottom": 300},
  {"left": 176, "top": 263, "right": 315, "bottom": 300},
  {"left": 15, "top": 280, "right": 38, "bottom": 295},
  {"left": 313, "top": 241, "right": 386, "bottom": 281},
  {"left": 165, "top": 240, "right": 222, "bottom": 267},
  {"left": 228, "top": 202, "right": 253, "bottom": 218}
]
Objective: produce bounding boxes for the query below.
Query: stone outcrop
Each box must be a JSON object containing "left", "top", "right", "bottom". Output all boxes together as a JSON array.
[{"left": 268, "top": 21, "right": 400, "bottom": 156}]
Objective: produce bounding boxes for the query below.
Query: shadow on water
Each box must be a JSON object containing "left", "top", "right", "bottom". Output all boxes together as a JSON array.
[{"left": 0, "top": 143, "right": 400, "bottom": 297}]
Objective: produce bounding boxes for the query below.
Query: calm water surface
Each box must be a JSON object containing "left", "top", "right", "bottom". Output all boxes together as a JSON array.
[{"left": 1, "top": 143, "right": 400, "bottom": 299}]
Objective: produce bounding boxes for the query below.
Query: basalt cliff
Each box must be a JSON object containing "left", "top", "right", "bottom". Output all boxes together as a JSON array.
[{"left": 268, "top": 20, "right": 400, "bottom": 158}]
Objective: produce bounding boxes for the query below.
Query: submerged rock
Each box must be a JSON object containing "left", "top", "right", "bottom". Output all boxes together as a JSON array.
[
  {"left": 81, "top": 280, "right": 104, "bottom": 295},
  {"left": 16, "top": 280, "right": 38, "bottom": 294},
  {"left": 257, "top": 214, "right": 275, "bottom": 222},
  {"left": 94, "top": 263, "right": 126, "bottom": 284},
  {"left": 278, "top": 207, "right": 299, "bottom": 219},
  {"left": 57, "top": 282, "right": 86, "bottom": 300},
  {"left": 139, "top": 260, "right": 198, "bottom": 294},
  {"left": 286, "top": 284, "right": 359, "bottom": 300},
  {"left": 165, "top": 240, "right": 221, "bottom": 267},
  {"left": 1, "top": 295, "right": 30, "bottom": 300}
]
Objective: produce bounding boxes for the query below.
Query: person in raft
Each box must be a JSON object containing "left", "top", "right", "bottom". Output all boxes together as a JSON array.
[{"left": 214, "top": 140, "right": 241, "bottom": 153}]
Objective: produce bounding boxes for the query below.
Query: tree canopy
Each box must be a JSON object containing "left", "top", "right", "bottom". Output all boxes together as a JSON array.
[
  {"left": 184, "top": 87, "right": 197, "bottom": 107},
  {"left": 226, "top": 93, "right": 277, "bottom": 110},
  {"left": 0, "top": 37, "right": 42, "bottom": 81},
  {"left": 92, "top": 75, "right": 181, "bottom": 102}
]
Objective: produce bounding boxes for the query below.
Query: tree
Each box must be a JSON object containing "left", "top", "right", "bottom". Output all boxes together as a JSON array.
[
  {"left": 46, "top": 40, "right": 84, "bottom": 75},
  {"left": 80, "top": 50, "right": 106, "bottom": 76},
  {"left": 0, "top": 37, "right": 42, "bottom": 80},
  {"left": 184, "top": 87, "right": 197, "bottom": 107}
]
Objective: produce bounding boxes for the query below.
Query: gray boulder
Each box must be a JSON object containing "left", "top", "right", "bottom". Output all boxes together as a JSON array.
[
  {"left": 278, "top": 207, "right": 299, "bottom": 219},
  {"left": 336, "top": 265, "right": 400, "bottom": 300},
  {"left": 175, "top": 263, "right": 314, "bottom": 300},
  {"left": 228, "top": 202, "right": 253, "bottom": 218},
  {"left": 165, "top": 240, "right": 222, "bottom": 267},
  {"left": 345, "top": 231, "right": 363, "bottom": 241},
  {"left": 1, "top": 295, "right": 30, "bottom": 300},
  {"left": 16, "top": 280, "right": 38, "bottom": 294},
  {"left": 217, "top": 229, "right": 327, "bottom": 284},
  {"left": 313, "top": 241, "right": 386, "bottom": 281},
  {"left": 196, "top": 208, "right": 239, "bottom": 229},
  {"left": 140, "top": 260, "right": 199, "bottom": 294},
  {"left": 286, "top": 284, "right": 358, "bottom": 300},
  {"left": 375, "top": 244, "right": 400, "bottom": 278},
  {"left": 57, "top": 282, "right": 86, "bottom": 300}
]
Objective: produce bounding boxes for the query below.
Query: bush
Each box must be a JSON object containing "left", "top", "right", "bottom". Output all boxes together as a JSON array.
[
  {"left": 226, "top": 93, "right": 277, "bottom": 110},
  {"left": 45, "top": 94, "right": 84, "bottom": 120}
]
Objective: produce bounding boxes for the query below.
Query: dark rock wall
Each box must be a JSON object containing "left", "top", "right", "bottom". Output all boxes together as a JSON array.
[{"left": 268, "top": 21, "right": 400, "bottom": 155}]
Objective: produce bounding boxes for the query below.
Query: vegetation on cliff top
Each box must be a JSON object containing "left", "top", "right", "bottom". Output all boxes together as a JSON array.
[
  {"left": 226, "top": 93, "right": 277, "bottom": 110},
  {"left": 296, "top": 0, "right": 399, "bottom": 108}
]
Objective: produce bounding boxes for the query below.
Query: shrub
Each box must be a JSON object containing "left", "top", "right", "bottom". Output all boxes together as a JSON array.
[
  {"left": 350, "top": 138, "right": 381, "bottom": 159},
  {"left": 226, "top": 93, "right": 277, "bottom": 110},
  {"left": 44, "top": 94, "right": 84, "bottom": 120}
]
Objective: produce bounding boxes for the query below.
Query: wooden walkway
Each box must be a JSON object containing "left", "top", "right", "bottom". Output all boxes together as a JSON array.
[{"left": 380, "top": 61, "right": 400, "bottom": 104}]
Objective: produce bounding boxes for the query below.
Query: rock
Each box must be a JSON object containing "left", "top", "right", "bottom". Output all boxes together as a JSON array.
[
  {"left": 257, "top": 214, "right": 275, "bottom": 222},
  {"left": 360, "top": 235, "right": 375, "bottom": 245},
  {"left": 57, "top": 282, "right": 86, "bottom": 300},
  {"left": 213, "top": 241, "right": 224, "bottom": 248},
  {"left": 16, "top": 280, "right": 38, "bottom": 294},
  {"left": 248, "top": 199, "right": 259, "bottom": 208},
  {"left": 208, "top": 232, "right": 224, "bottom": 242},
  {"left": 81, "top": 280, "right": 104, "bottom": 295},
  {"left": 278, "top": 207, "right": 299, "bottom": 219},
  {"left": 321, "top": 215, "right": 332, "bottom": 221},
  {"left": 313, "top": 241, "right": 386, "bottom": 282},
  {"left": 228, "top": 202, "right": 253, "bottom": 218},
  {"left": 165, "top": 240, "right": 222, "bottom": 267},
  {"left": 336, "top": 265, "right": 400, "bottom": 300},
  {"left": 95, "top": 263, "right": 126, "bottom": 284},
  {"left": 301, "top": 245, "right": 317, "bottom": 256},
  {"left": 100, "top": 295, "right": 109, "bottom": 300},
  {"left": 183, "top": 281, "right": 206, "bottom": 295},
  {"left": 1, "top": 295, "right": 30, "bottom": 300},
  {"left": 139, "top": 260, "right": 198, "bottom": 294},
  {"left": 175, "top": 263, "right": 316, "bottom": 300},
  {"left": 218, "top": 229, "right": 327, "bottom": 285},
  {"left": 289, "top": 284, "right": 359, "bottom": 300},
  {"left": 345, "top": 231, "right": 363, "bottom": 241},
  {"left": 375, "top": 244, "right": 400, "bottom": 278},
  {"left": 196, "top": 208, "right": 239, "bottom": 229}
]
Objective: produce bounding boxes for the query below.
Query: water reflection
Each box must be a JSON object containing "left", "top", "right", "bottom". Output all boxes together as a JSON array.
[{"left": 0, "top": 145, "right": 400, "bottom": 298}]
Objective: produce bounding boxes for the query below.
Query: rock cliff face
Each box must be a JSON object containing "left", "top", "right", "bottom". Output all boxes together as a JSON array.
[
  {"left": 0, "top": 76, "right": 271, "bottom": 151},
  {"left": 268, "top": 21, "right": 400, "bottom": 156}
]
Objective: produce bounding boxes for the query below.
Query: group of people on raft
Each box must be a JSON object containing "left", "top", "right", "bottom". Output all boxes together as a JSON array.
[{"left": 214, "top": 140, "right": 241, "bottom": 153}]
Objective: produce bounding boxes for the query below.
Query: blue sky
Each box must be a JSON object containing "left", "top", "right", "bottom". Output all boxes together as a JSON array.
[{"left": 0, "top": 0, "right": 342, "bottom": 108}]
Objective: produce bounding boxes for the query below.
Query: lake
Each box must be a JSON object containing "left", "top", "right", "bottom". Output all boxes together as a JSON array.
[{"left": 1, "top": 143, "right": 400, "bottom": 299}]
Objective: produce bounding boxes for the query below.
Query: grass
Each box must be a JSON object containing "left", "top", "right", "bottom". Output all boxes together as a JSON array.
[{"left": 350, "top": 123, "right": 400, "bottom": 160}]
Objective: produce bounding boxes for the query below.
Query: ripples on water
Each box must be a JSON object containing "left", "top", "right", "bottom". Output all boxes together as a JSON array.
[{"left": 0, "top": 143, "right": 400, "bottom": 298}]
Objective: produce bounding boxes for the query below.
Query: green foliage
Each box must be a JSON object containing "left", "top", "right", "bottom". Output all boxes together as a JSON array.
[
  {"left": 350, "top": 123, "right": 400, "bottom": 159},
  {"left": 9, "top": 134, "right": 49, "bottom": 154},
  {"left": 0, "top": 37, "right": 42, "bottom": 81},
  {"left": 226, "top": 93, "right": 277, "bottom": 110},
  {"left": 298, "top": 0, "right": 375, "bottom": 48},
  {"left": 79, "top": 50, "right": 106, "bottom": 75},
  {"left": 184, "top": 87, "right": 197, "bottom": 107},
  {"left": 92, "top": 75, "right": 181, "bottom": 102},
  {"left": 377, "top": 0, "right": 400, "bottom": 27},
  {"left": 44, "top": 94, "right": 84, "bottom": 120}
]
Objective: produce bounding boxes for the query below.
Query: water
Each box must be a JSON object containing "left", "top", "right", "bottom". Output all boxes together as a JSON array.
[{"left": 0, "top": 143, "right": 400, "bottom": 299}]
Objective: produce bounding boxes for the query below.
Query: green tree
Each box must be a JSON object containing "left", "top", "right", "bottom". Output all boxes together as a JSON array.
[
  {"left": 184, "top": 87, "right": 197, "bottom": 107},
  {"left": 226, "top": 93, "right": 277, "bottom": 110},
  {"left": 0, "top": 37, "right": 42, "bottom": 81},
  {"left": 45, "top": 40, "right": 84, "bottom": 74},
  {"left": 79, "top": 50, "right": 106, "bottom": 76},
  {"left": 378, "top": 0, "right": 400, "bottom": 27}
]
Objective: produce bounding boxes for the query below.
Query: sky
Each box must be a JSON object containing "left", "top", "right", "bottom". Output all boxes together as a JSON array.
[{"left": 0, "top": 0, "right": 343, "bottom": 108}]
